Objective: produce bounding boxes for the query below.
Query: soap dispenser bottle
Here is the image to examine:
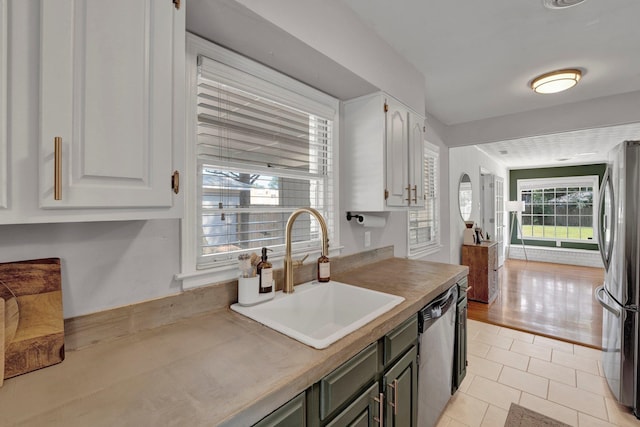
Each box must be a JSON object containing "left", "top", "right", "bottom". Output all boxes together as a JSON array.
[
  {"left": 257, "top": 247, "right": 273, "bottom": 294},
  {"left": 317, "top": 253, "right": 330, "bottom": 282}
]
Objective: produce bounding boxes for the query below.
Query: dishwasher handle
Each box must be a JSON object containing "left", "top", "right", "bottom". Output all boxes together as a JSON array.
[{"left": 419, "top": 285, "right": 457, "bottom": 332}]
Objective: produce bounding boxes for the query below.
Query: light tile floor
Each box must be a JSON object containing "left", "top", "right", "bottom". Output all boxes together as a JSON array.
[{"left": 437, "top": 320, "right": 640, "bottom": 427}]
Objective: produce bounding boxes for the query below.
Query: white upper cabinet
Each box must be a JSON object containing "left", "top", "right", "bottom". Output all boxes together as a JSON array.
[
  {"left": 344, "top": 92, "right": 425, "bottom": 211},
  {"left": 409, "top": 110, "right": 425, "bottom": 208},
  {"left": 39, "top": 0, "right": 183, "bottom": 211},
  {"left": 0, "top": 0, "right": 7, "bottom": 210}
]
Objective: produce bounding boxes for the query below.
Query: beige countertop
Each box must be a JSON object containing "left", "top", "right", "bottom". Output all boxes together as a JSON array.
[{"left": 0, "top": 257, "right": 467, "bottom": 427}]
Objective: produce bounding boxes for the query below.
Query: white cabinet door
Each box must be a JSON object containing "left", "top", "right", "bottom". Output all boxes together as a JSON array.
[
  {"left": 408, "top": 112, "right": 425, "bottom": 208},
  {"left": 0, "top": 0, "right": 6, "bottom": 209},
  {"left": 40, "top": 0, "right": 179, "bottom": 209},
  {"left": 385, "top": 99, "right": 409, "bottom": 207}
]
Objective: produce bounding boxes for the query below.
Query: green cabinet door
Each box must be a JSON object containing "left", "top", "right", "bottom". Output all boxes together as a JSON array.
[
  {"left": 254, "top": 392, "right": 306, "bottom": 427},
  {"left": 383, "top": 345, "right": 418, "bottom": 427},
  {"left": 325, "top": 382, "right": 380, "bottom": 427},
  {"left": 452, "top": 295, "right": 468, "bottom": 393}
]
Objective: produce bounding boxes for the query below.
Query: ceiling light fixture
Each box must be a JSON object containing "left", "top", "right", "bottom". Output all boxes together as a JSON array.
[
  {"left": 531, "top": 69, "right": 582, "bottom": 94},
  {"left": 543, "top": 0, "right": 587, "bottom": 9}
]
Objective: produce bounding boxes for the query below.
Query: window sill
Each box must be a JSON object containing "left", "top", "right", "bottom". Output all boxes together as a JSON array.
[
  {"left": 407, "top": 244, "right": 442, "bottom": 260},
  {"left": 177, "top": 245, "right": 344, "bottom": 290}
]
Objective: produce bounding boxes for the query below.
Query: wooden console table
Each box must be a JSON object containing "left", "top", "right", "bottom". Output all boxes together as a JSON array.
[{"left": 461, "top": 241, "right": 498, "bottom": 304}]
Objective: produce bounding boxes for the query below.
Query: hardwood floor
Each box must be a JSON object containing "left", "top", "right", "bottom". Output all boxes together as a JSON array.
[{"left": 467, "top": 259, "right": 604, "bottom": 349}]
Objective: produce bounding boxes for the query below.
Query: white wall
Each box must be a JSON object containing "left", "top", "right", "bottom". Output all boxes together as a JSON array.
[
  {"left": 0, "top": 220, "right": 181, "bottom": 318},
  {"left": 449, "top": 146, "right": 509, "bottom": 264},
  {"left": 232, "top": 0, "right": 426, "bottom": 114},
  {"left": 446, "top": 90, "right": 640, "bottom": 147}
]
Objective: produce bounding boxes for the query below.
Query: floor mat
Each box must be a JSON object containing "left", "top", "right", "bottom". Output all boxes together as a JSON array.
[{"left": 504, "top": 403, "right": 572, "bottom": 427}]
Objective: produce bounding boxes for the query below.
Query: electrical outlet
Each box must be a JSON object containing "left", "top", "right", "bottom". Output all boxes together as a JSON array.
[{"left": 364, "top": 231, "right": 371, "bottom": 248}]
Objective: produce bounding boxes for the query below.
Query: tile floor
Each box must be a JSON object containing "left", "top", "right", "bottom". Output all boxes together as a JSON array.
[{"left": 437, "top": 319, "right": 639, "bottom": 427}]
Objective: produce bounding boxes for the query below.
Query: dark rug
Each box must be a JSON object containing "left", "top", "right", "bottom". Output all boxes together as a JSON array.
[{"left": 504, "top": 403, "right": 571, "bottom": 427}]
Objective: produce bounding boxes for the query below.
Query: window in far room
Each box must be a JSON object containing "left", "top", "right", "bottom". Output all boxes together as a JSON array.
[
  {"left": 408, "top": 141, "right": 440, "bottom": 257},
  {"left": 517, "top": 176, "right": 598, "bottom": 243}
]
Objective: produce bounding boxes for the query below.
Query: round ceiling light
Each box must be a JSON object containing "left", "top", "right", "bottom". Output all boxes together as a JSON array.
[
  {"left": 543, "top": 0, "right": 587, "bottom": 9},
  {"left": 531, "top": 69, "right": 582, "bottom": 94}
]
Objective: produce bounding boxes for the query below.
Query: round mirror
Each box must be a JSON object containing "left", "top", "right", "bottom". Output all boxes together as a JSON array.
[{"left": 458, "top": 173, "right": 473, "bottom": 221}]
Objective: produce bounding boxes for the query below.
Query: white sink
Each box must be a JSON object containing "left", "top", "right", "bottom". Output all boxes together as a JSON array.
[{"left": 230, "top": 280, "right": 404, "bottom": 349}]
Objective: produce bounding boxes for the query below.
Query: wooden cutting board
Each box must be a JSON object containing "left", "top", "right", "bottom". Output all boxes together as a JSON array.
[
  {"left": 1, "top": 258, "right": 64, "bottom": 379},
  {"left": 0, "top": 281, "right": 19, "bottom": 348},
  {"left": 1, "top": 298, "right": 4, "bottom": 387}
]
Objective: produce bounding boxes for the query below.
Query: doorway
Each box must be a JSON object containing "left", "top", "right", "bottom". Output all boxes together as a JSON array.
[{"left": 480, "top": 170, "right": 505, "bottom": 267}]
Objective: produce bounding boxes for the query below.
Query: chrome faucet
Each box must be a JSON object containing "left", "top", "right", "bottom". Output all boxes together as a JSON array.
[{"left": 283, "top": 207, "right": 329, "bottom": 293}]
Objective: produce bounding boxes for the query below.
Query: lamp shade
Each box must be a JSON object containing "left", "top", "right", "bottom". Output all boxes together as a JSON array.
[{"left": 505, "top": 201, "right": 525, "bottom": 212}]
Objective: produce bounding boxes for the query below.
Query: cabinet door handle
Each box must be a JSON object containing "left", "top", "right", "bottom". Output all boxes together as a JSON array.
[
  {"left": 373, "top": 392, "right": 384, "bottom": 427},
  {"left": 388, "top": 379, "right": 399, "bottom": 415},
  {"left": 54, "top": 137, "right": 62, "bottom": 200},
  {"left": 412, "top": 185, "right": 418, "bottom": 203},
  {"left": 405, "top": 186, "right": 411, "bottom": 204}
]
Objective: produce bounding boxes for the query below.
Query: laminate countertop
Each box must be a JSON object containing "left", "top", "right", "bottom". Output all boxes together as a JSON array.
[{"left": 0, "top": 258, "right": 467, "bottom": 427}]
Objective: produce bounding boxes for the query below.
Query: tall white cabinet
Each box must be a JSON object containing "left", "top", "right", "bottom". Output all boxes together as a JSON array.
[
  {"left": 0, "top": 0, "right": 184, "bottom": 224},
  {"left": 0, "top": 0, "right": 7, "bottom": 210},
  {"left": 344, "top": 92, "right": 425, "bottom": 212},
  {"left": 40, "top": 0, "right": 181, "bottom": 209}
]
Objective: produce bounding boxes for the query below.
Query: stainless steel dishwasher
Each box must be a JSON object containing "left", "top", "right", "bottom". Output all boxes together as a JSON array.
[{"left": 417, "top": 284, "right": 458, "bottom": 427}]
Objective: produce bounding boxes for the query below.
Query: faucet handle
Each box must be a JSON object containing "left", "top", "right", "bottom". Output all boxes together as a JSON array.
[{"left": 292, "top": 254, "right": 309, "bottom": 267}]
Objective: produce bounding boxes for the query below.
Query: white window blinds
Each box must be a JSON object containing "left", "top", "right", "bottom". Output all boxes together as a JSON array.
[
  {"left": 408, "top": 142, "right": 439, "bottom": 255},
  {"left": 196, "top": 55, "right": 335, "bottom": 268}
]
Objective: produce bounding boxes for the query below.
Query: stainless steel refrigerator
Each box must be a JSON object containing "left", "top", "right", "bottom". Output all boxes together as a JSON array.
[{"left": 596, "top": 140, "right": 640, "bottom": 418}]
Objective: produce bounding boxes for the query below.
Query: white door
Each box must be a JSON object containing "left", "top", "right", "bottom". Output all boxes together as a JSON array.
[
  {"left": 385, "top": 99, "right": 409, "bottom": 207},
  {"left": 40, "top": 0, "right": 177, "bottom": 208},
  {"left": 495, "top": 176, "right": 505, "bottom": 266}
]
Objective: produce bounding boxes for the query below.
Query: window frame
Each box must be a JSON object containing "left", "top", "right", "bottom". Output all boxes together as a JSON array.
[
  {"left": 407, "top": 140, "right": 441, "bottom": 258},
  {"left": 516, "top": 175, "right": 599, "bottom": 244},
  {"left": 179, "top": 34, "right": 341, "bottom": 289}
]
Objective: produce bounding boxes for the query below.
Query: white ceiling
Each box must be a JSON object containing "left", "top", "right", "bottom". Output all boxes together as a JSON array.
[
  {"left": 342, "top": 0, "right": 640, "bottom": 167},
  {"left": 477, "top": 122, "right": 640, "bottom": 169}
]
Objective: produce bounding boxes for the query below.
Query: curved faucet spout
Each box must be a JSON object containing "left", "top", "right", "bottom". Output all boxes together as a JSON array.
[{"left": 283, "top": 207, "right": 329, "bottom": 293}]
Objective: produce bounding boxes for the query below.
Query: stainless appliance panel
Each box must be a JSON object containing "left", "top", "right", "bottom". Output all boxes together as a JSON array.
[
  {"left": 598, "top": 140, "right": 640, "bottom": 417},
  {"left": 417, "top": 285, "right": 457, "bottom": 427}
]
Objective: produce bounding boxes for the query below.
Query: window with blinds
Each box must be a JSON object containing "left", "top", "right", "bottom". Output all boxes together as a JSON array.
[
  {"left": 196, "top": 55, "right": 335, "bottom": 268},
  {"left": 408, "top": 141, "right": 439, "bottom": 256}
]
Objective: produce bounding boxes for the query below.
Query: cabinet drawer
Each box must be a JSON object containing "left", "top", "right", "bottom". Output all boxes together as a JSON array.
[
  {"left": 320, "top": 343, "right": 378, "bottom": 420},
  {"left": 383, "top": 314, "right": 418, "bottom": 365},
  {"left": 254, "top": 392, "right": 306, "bottom": 427}
]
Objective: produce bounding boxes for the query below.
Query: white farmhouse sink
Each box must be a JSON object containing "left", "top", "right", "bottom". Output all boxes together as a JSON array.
[{"left": 230, "top": 280, "right": 404, "bottom": 349}]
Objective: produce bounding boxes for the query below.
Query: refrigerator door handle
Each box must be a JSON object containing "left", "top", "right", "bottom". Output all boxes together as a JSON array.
[
  {"left": 596, "top": 285, "right": 621, "bottom": 318},
  {"left": 597, "top": 167, "right": 615, "bottom": 271}
]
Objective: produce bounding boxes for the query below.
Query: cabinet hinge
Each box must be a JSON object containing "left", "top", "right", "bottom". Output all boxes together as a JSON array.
[
  {"left": 384, "top": 102, "right": 389, "bottom": 113},
  {"left": 384, "top": 189, "right": 389, "bottom": 200},
  {"left": 423, "top": 126, "right": 426, "bottom": 132},
  {"left": 171, "top": 171, "right": 180, "bottom": 194},
  {"left": 173, "top": 0, "right": 181, "bottom": 10}
]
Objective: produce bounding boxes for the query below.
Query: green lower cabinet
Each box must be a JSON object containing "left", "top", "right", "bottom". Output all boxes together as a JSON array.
[
  {"left": 452, "top": 295, "right": 468, "bottom": 394},
  {"left": 253, "top": 392, "right": 306, "bottom": 427},
  {"left": 325, "top": 382, "right": 381, "bottom": 427},
  {"left": 383, "top": 345, "right": 418, "bottom": 427}
]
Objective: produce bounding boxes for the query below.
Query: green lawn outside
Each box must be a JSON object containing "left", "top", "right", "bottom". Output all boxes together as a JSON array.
[{"left": 521, "top": 225, "right": 594, "bottom": 240}]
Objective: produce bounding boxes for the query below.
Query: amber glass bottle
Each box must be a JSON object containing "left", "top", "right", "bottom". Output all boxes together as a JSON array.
[
  {"left": 317, "top": 254, "right": 330, "bottom": 282},
  {"left": 257, "top": 247, "right": 273, "bottom": 293}
]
